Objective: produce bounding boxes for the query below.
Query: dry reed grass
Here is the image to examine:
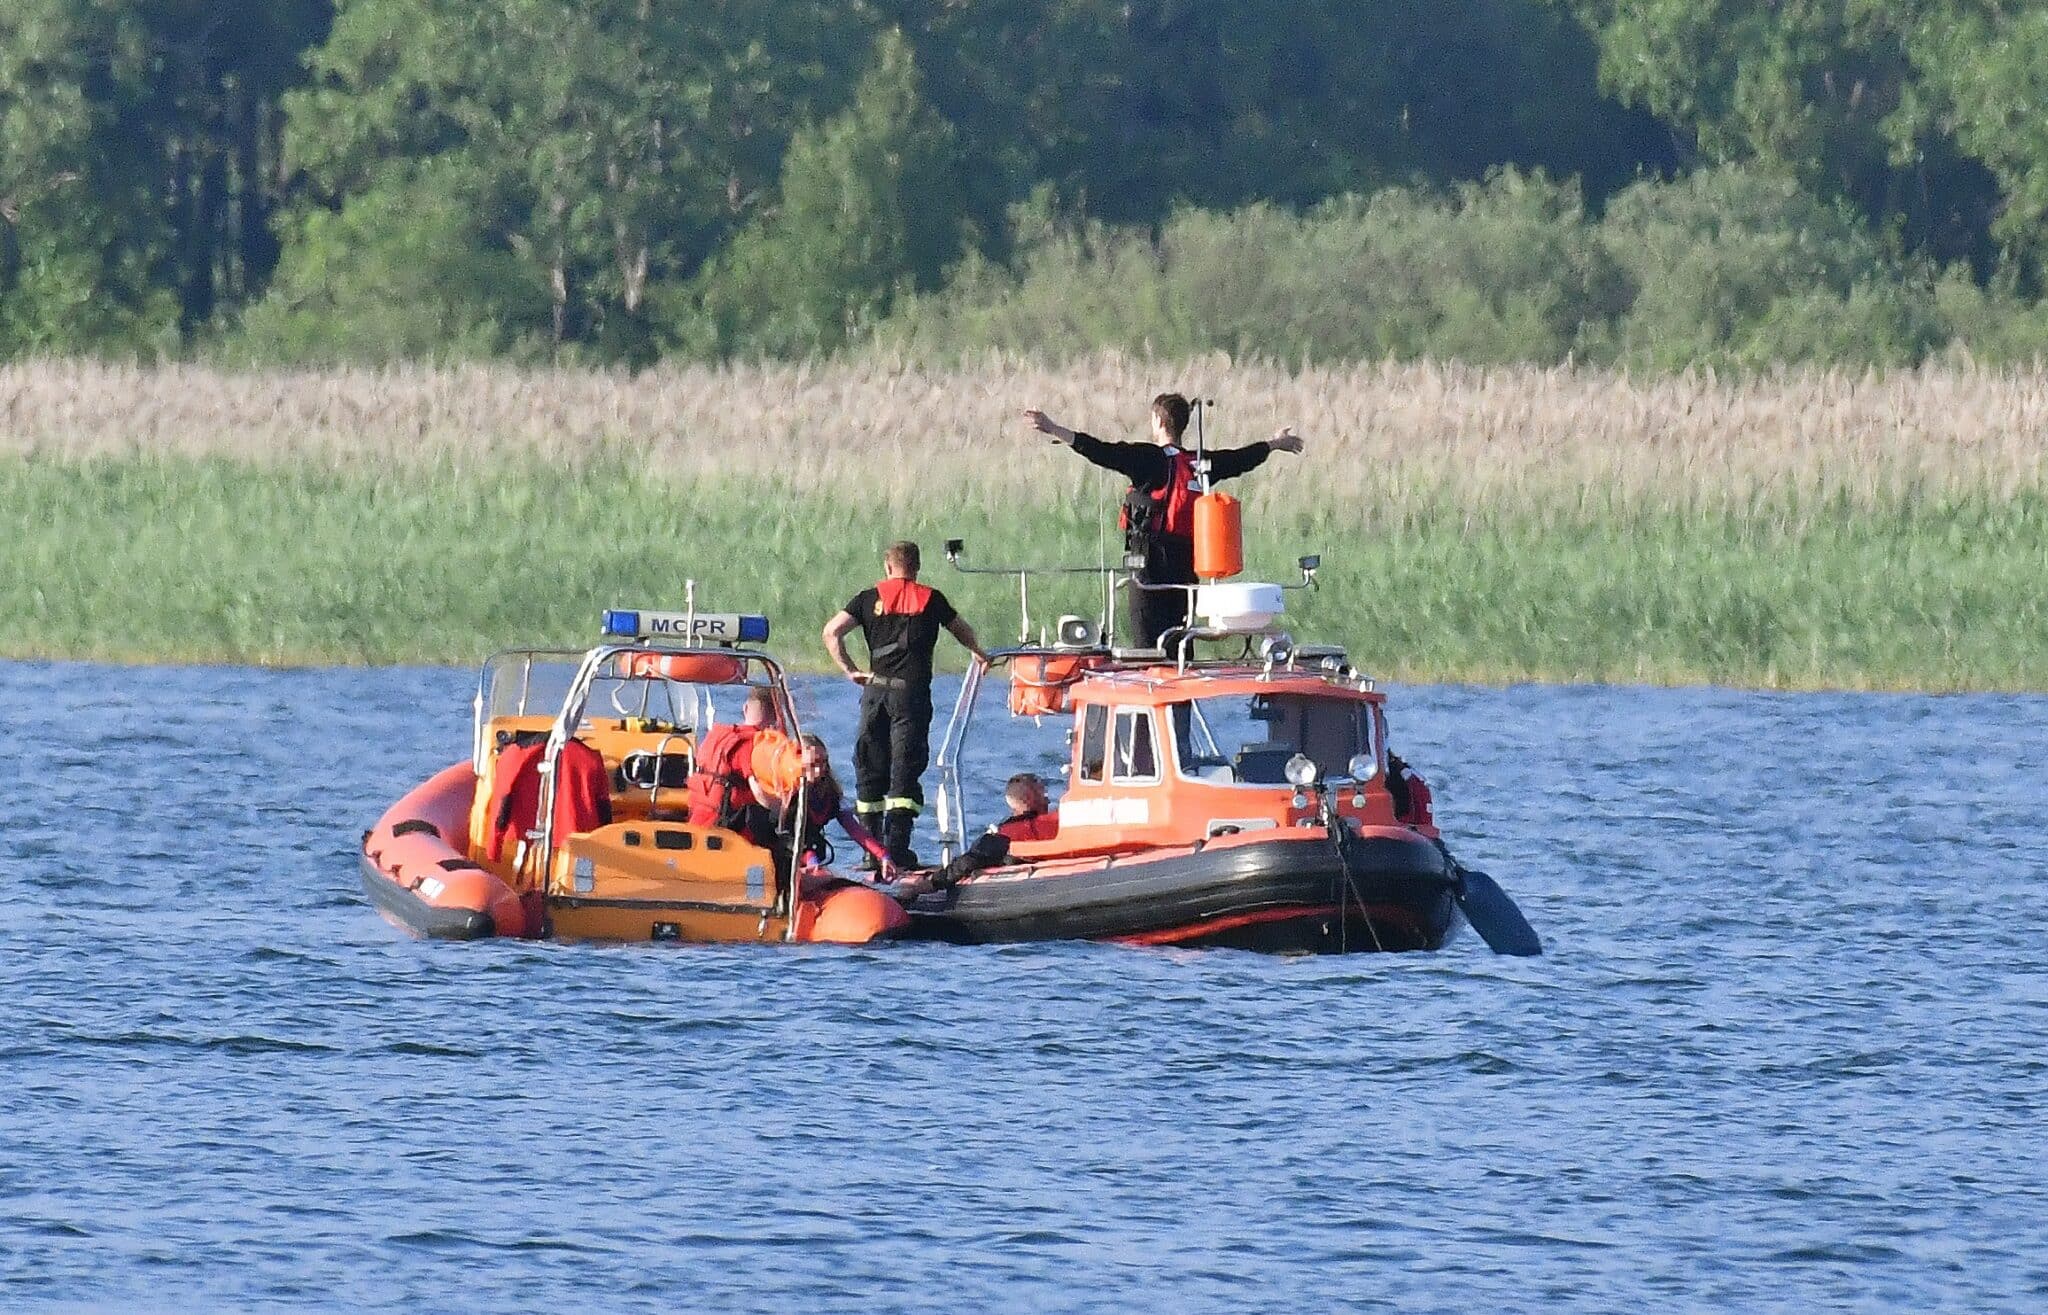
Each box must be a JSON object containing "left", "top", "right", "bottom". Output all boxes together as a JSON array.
[{"left": 4, "top": 355, "right": 2044, "bottom": 524}]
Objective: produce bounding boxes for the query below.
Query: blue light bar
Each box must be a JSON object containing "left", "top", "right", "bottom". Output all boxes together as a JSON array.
[{"left": 601, "top": 608, "right": 770, "bottom": 643}]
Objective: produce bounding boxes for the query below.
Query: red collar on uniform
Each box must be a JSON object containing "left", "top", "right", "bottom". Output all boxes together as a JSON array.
[{"left": 876, "top": 578, "right": 933, "bottom": 615}]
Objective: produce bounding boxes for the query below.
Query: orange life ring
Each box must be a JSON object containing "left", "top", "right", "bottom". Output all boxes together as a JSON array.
[
  {"left": 620, "top": 651, "right": 746, "bottom": 684},
  {"left": 1009, "top": 654, "right": 1102, "bottom": 717}
]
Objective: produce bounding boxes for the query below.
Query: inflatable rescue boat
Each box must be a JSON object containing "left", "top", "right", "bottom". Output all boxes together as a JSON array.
[{"left": 360, "top": 604, "right": 908, "bottom": 945}]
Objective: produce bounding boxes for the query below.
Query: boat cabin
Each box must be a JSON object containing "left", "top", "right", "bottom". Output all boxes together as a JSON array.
[{"left": 931, "top": 540, "right": 1407, "bottom": 865}]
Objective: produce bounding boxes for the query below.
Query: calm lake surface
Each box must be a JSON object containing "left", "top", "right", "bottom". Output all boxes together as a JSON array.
[{"left": 2, "top": 661, "right": 2043, "bottom": 1312}]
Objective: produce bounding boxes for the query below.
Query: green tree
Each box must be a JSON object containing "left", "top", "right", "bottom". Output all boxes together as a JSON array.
[
  {"left": 877, "top": 0, "right": 1670, "bottom": 233},
  {"left": 678, "top": 30, "right": 967, "bottom": 358},
  {"left": 1564, "top": 0, "right": 2001, "bottom": 268},
  {"left": 271, "top": 0, "right": 871, "bottom": 361},
  {"left": 1598, "top": 165, "right": 1940, "bottom": 368},
  {"left": 1902, "top": 4, "right": 2048, "bottom": 284},
  {"left": 0, "top": 0, "right": 330, "bottom": 354}
]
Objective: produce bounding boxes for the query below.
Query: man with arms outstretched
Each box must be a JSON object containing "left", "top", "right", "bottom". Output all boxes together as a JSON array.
[{"left": 1022, "top": 393, "right": 1304, "bottom": 647}]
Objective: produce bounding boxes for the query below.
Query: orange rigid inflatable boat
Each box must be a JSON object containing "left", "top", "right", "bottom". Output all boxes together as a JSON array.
[
  {"left": 359, "top": 605, "right": 908, "bottom": 945},
  {"left": 901, "top": 536, "right": 1542, "bottom": 956}
]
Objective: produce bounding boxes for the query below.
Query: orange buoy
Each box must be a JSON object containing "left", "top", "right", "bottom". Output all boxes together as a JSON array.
[
  {"left": 1008, "top": 653, "right": 1101, "bottom": 716},
  {"left": 802, "top": 883, "right": 912, "bottom": 942},
  {"left": 749, "top": 729, "right": 805, "bottom": 798},
  {"left": 1193, "top": 490, "right": 1244, "bottom": 580}
]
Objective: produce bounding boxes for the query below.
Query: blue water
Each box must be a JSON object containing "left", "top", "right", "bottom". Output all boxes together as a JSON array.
[{"left": 3, "top": 661, "right": 2044, "bottom": 1311}]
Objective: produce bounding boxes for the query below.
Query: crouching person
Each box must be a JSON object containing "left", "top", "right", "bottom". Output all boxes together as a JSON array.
[{"left": 686, "top": 688, "right": 780, "bottom": 847}]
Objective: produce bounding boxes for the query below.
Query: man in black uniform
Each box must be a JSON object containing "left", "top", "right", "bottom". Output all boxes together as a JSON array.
[
  {"left": 822, "top": 540, "right": 988, "bottom": 868},
  {"left": 1022, "top": 393, "right": 1305, "bottom": 647}
]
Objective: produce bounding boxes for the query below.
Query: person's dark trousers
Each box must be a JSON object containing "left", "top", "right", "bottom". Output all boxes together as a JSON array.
[
  {"left": 1128, "top": 535, "right": 1197, "bottom": 649},
  {"left": 854, "top": 679, "right": 934, "bottom": 865}
]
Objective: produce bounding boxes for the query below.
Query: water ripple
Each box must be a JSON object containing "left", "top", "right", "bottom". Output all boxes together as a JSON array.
[{"left": 1, "top": 664, "right": 2043, "bottom": 1312}]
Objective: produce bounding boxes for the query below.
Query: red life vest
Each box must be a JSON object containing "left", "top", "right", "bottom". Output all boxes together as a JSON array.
[
  {"left": 875, "top": 578, "right": 933, "bottom": 616},
  {"left": 688, "top": 723, "right": 761, "bottom": 827},
  {"left": 553, "top": 739, "right": 612, "bottom": 838},
  {"left": 994, "top": 809, "right": 1059, "bottom": 843},
  {"left": 487, "top": 737, "right": 612, "bottom": 861},
  {"left": 486, "top": 739, "right": 546, "bottom": 862},
  {"left": 1119, "top": 448, "right": 1200, "bottom": 540},
  {"left": 1394, "top": 768, "right": 1434, "bottom": 828}
]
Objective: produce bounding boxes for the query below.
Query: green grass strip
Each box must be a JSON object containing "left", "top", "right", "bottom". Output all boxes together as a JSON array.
[{"left": 3, "top": 456, "right": 2043, "bottom": 690}]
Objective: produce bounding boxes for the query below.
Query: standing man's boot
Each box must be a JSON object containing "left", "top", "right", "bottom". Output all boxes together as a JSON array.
[
  {"left": 853, "top": 802, "right": 886, "bottom": 871},
  {"left": 882, "top": 808, "right": 922, "bottom": 870}
]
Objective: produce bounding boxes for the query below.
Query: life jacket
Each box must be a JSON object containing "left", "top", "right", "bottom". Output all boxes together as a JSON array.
[
  {"left": 875, "top": 578, "right": 933, "bottom": 616},
  {"left": 487, "top": 737, "right": 612, "bottom": 861},
  {"left": 993, "top": 809, "right": 1059, "bottom": 843},
  {"left": 688, "top": 723, "right": 761, "bottom": 828},
  {"left": 795, "top": 779, "right": 842, "bottom": 840},
  {"left": 1119, "top": 447, "right": 1200, "bottom": 540},
  {"left": 553, "top": 739, "right": 612, "bottom": 838},
  {"left": 1392, "top": 767, "right": 1434, "bottom": 828},
  {"left": 486, "top": 739, "right": 546, "bottom": 862}
]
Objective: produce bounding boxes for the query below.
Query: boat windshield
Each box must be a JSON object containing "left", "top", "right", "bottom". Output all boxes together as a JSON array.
[
  {"left": 476, "top": 650, "right": 746, "bottom": 732},
  {"left": 478, "top": 653, "right": 581, "bottom": 721},
  {"left": 1169, "top": 692, "right": 1374, "bottom": 785}
]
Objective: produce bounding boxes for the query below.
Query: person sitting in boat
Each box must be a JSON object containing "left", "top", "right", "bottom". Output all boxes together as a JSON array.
[
  {"left": 686, "top": 687, "right": 780, "bottom": 846},
  {"left": 991, "top": 772, "right": 1058, "bottom": 842},
  {"left": 1020, "top": 394, "right": 1306, "bottom": 648},
  {"left": 766, "top": 734, "right": 898, "bottom": 880},
  {"left": 891, "top": 772, "right": 1060, "bottom": 899},
  {"left": 1386, "top": 752, "right": 1435, "bottom": 829}
]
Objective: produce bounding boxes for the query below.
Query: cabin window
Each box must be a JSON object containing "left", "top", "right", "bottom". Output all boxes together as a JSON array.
[
  {"left": 1169, "top": 694, "right": 1372, "bottom": 785},
  {"left": 1111, "top": 708, "right": 1158, "bottom": 782},
  {"left": 1078, "top": 703, "right": 1108, "bottom": 782}
]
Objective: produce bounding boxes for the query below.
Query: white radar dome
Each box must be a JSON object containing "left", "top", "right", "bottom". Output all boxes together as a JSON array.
[{"left": 1194, "top": 581, "right": 1285, "bottom": 632}]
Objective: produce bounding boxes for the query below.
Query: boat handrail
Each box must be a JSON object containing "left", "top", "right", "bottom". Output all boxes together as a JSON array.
[{"left": 931, "top": 655, "right": 986, "bottom": 863}]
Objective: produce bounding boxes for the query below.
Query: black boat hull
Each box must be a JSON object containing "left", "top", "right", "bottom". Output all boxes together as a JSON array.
[{"left": 904, "top": 830, "right": 1461, "bottom": 954}]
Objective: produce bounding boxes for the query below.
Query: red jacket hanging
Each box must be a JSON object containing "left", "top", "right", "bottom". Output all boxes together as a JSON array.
[{"left": 487, "top": 737, "right": 612, "bottom": 861}]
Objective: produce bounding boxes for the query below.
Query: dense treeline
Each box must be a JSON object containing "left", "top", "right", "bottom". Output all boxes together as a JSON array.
[{"left": 3, "top": 1, "right": 2046, "bottom": 367}]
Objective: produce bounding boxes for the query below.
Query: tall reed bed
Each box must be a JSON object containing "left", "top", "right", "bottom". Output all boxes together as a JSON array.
[{"left": 2, "top": 357, "right": 2042, "bottom": 687}]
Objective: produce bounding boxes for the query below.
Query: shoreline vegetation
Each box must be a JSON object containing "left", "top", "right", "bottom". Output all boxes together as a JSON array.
[{"left": 5, "top": 357, "right": 2044, "bottom": 692}]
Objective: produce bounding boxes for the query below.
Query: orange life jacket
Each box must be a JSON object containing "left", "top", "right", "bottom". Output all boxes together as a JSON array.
[
  {"left": 1120, "top": 448, "right": 1200, "bottom": 540},
  {"left": 875, "top": 578, "right": 933, "bottom": 616},
  {"left": 688, "top": 723, "right": 761, "bottom": 827}
]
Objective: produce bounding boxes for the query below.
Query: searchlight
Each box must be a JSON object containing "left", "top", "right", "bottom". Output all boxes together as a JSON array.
[{"left": 602, "top": 609, "right": 770, "bottom": 644}]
